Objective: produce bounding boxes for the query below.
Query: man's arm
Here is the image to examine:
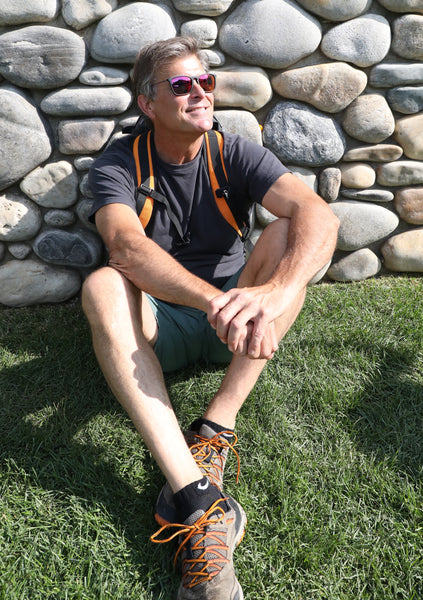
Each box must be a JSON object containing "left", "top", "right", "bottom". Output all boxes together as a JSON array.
[
  {"left": 95, "top": 202, "right": 221, "bottom": 311},
  {"left": 207, "top": 172, "right": 340, "bottom": 357}
]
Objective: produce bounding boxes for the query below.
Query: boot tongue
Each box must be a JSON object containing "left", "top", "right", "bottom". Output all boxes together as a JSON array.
[{"left": 198, "top": 423, "right": 235, "bottom": 444}]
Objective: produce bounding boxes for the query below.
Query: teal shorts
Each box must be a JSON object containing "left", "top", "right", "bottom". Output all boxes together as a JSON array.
[{"left": 147, "top": 267, "right": 243, "bottom": 372}]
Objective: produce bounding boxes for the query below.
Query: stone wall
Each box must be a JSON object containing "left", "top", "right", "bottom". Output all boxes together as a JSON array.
[{"left": 1, "top": 0, "right": 423, "bottom": 306}]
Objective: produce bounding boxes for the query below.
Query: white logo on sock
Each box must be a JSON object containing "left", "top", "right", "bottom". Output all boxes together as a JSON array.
[{"left": 197, "top": 479, "right": 209, "bottom": 491}]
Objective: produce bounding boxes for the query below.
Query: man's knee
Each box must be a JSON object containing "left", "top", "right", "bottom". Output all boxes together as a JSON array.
[{"left": 81, "top": 267, "right": 132, "bottom": 321}]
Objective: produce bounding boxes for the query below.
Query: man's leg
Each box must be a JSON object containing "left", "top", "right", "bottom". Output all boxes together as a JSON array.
[{"left": 81, "top": 266, "right": 204, "bottom": 493}]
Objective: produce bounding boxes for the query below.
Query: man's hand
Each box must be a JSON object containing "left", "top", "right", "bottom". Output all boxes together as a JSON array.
[{"left": 207, "top": 286, "right": 279, "bottom": 359}]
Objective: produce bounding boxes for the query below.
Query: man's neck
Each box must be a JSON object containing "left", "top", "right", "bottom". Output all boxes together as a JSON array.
[{"left": 153, "top": 130, "right": 205, "bottom": 165}]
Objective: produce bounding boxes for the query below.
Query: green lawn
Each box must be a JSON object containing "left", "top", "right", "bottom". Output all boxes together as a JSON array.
[{"left": 1, "top": 277, "right": 422, "bottom": 599}]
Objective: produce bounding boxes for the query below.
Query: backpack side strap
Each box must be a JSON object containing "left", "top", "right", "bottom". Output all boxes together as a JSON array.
[{"left": 133, "top": 131, "right": 154, "bottom": 228}]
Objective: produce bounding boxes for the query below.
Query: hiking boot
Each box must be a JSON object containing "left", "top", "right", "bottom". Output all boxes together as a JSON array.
[
  {"left": 151, "top": 496, "right": 246, "bottom": 600},
  {"left": 155, "top": 423, "right": 240, "bottom": 526}
]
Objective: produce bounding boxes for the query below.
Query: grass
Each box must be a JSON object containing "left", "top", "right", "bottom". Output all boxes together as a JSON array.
[{"left": 1, "top": 276, "right": 423, "bottom": 599}]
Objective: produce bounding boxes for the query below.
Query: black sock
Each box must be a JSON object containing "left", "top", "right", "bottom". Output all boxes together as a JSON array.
[
  {"left": 190, "top": 417, "right": 235, "bottom": 438},
  {"left": 174, "top": 476, "right": 227, "bottom": 523}
]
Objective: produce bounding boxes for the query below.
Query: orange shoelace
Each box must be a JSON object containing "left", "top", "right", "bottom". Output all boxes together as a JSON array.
[
  {"left": 150, "top": 498, "right": 230, "bottom": 588},
  {"left": 189, "top": 431, "right": 241, "bottom": 486}
]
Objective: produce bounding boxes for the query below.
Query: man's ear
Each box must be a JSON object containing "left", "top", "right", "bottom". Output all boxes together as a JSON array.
[{"left": 137, "top": 95, "right": 154, "bottom": 120}]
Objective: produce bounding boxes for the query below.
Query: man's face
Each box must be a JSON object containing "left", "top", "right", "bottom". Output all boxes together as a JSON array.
[{"left": 140, "top": 55, "right": 215, "bottom": 136}]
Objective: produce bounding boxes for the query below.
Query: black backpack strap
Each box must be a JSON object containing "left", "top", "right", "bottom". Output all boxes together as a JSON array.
[{"left": 204, "top": 130, "right": 251, "bottom": 242}]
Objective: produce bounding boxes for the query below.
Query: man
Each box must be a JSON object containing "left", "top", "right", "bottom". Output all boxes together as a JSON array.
[{"left": 82, "top": 36, "right": 339, "bottom": 600}]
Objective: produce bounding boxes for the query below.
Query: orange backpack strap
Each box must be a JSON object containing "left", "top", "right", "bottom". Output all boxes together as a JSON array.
[
  {"left": 133, "top": 130, "right": 154, "bottom": 229},
  {"left": 204, "top": 130, "right": 251, "bottom": 241}
]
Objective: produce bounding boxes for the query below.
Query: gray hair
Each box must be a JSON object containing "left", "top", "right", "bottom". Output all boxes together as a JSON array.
[{"left": 131, "top": 36, "right": 209, "bottom": 102}]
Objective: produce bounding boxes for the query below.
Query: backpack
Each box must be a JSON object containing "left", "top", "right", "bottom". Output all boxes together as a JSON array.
[{"left": 130, "top": 117, "right": 252, "bottom": 244}]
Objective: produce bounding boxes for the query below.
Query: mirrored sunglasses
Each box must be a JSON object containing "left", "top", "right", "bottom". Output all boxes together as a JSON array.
[{"left": 152, "top": 73, "right": 216, "bottom": 96}]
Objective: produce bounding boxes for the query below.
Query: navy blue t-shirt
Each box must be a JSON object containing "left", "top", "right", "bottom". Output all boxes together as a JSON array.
[{"left": 89, "top": 130, "right": 288, "bottom": 288}]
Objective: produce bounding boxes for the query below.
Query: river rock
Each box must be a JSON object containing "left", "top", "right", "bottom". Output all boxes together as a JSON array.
[
  {"left": 219, "top": 0, "right": 322, "bottom": 69},
  {"left": 387, "top": 86, "right": 423, "bottom": 114},
  {"left": 263, "top": 100, "right": 346, "bottom": 167},
  {"left": 319, "top": 168, "right": 341, "bottom": 202},
  {"left": 327, "top": 248, "right": 381, "bottom": 281},
  {"left": 342, "top": 189, "right": 394, "bottom": 202},
  {"left": 58, "top": 119, "right": 115, "bottom": 154},
  {"left": 370, "top": 63, "right": 423, "bottom": 87},
  {"left": 330, "top": 200, "right": 399, "bottom": 251},
  {"left": 0, "top": 0, "right": 58, "bottom": 24},
  {"left": 381, "top": 229, "right": 423, "bottom": 272},
  {"left": 321, "top": 14, "right": 391, "bottom": 67},
  {"left": 342, "top": 94, "right": 395, "bottom": 143},
  {"left": 76, "top": 198, "right": 97, "bottom": 231},
  {"left": 377, "top": 0, "right": 423, "bottom": 14},
  {"left": 62, "top": 0, "right": 117, "bottom": 30},
  {"left": 340, "top": 163, "right": 376, "bottom": 188},
  {"left": 394, "top": 114, "right": 423, "bottom": 160},
  {"left": 20, "top": 161, "right": 79, "bottom": 208},
  {"left": 214, "top": 68, "right": 272, "bottom": 111},
  {"left": 180, "top": 19, "right": 217, "bottom": 48},
  {"left": 41, "top": 86, "right": 132, "bottom": 117},
  {"left": 0, "top": 26, "right": 86, "bottom": 89},
  {"left": 0, "top": 259, "right": 81, "bottom": 306},
  {"left": 172, "top": 0, "right": 235, "bottom": 15},
  {"left": 343, "top": 144, "right": 403, "bottom": 162},
  {"left": 289, "top": 166, "right": 318, "bottom": 192},
  {"left": 394, "top": 187, "right": 423, "bottom": 224},
  {"left": 8, "top": 243, "right": 32, "bottom": 260},
  {"left": 377, "top": 160, "right": 423, "bottom": 186},
  {"left": 0, "top": 193, "right": 42, "bottom": 241},
  {"left": 392, "top": 15, "right": 423, "bottom": 59},
  {"left": 271, "top": 62, "right": 367, "bottom": 113},
  {"left": 33, "top": 228, "right": 103, "bottom": 267},
  {"left": 44, "top": 209, "right": 76, "bottom": 227},
  {"left": 214, "top": 110, "right": 263, "bottom": 145},
  {"left": 79, "top": 66, "right": 129, "bottom": 86},
  {"left": 90, "top": 3, "right": 177, "bottom": 64},
  {"left": 294, "top": 0, "right": 371, "bottom": 21},
  {"left": 0, "top": 86, "right": 52, "bottom": 191}
]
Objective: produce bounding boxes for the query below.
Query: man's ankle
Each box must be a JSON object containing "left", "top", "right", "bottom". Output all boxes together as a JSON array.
[{"left": 174, "top": 476, "right": 227, "bottom": 522}]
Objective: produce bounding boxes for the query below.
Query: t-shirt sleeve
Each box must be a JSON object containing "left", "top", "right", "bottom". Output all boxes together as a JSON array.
[
  {"left": 88, "top": 136, "right": 138, "bottom": 224},
  {"left": 224, "top": 134, "right": 290, "bottom": 206}
]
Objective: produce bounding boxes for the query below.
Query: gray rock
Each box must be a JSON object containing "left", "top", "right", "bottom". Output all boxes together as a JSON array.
[
  {"left": 214, "top": 68, "right": 273, "bottom": 111},
  {"left": 271, "top": 62, "right": 367, "bottom": 113},
  {"left": 294, "top": 0, "right": 371, "bottom": 21},
  {"left": 0, "top": 0, "right": 58, "bottom": 24},
  {"left": 79, "top": 66, "right": 129, "bottom": 86},
  {"left": 90, "top": 3, "right": 177, "bottom": 64},
  {"left": 377, "top": 160, "right": 423, "bottom": 186},
  {"left": 20, "top": 161, "right": 79, "bottom": 208},
  {"left": 340, "top": 163, "right": 376, "bottom": 189},
  {"left": 58, "top": 119, "right": 115, "bottom": 155},
  {"left": 0, "top": 193, "right": 42, "bottom": 242},
  {"left": 394, "top": 187, "right": 423, "bottom": 224},
  {"left": 392, "top": 14, "right": 423, "bottom": 59},
  {"left": 0, "top": 26, "right": 86, "bottom": 89},
  {"left": 74, "top": 156, "right": 95, "bottom": 171},
  {"left": 343, "top": 144, "right": 403, "bottom": 162},
  {"left": 370, "top": 63, "right": 423, "bottom": 87},
  {"left": 219, "top": 0, "right": 321, "bottom": 69},
  {"left": 319, "top": 168, "right": 341, "bottom": 202},
  {"left": 394, "top": 114, "right": 423, "bottom": 160},
  {"left": 342, "top": 189, "right": 394, "bottom": 202},
  {"left": 321, "top": 15, "right": 391, "bottom": 67},
  {"left": 327, "top": 248, "right": 381, "bottom": 281},
  {"left": 79, "top": 173, "right": 93, "bottom": 198},
  {"left": 8, "top": 243, "right": 32, "bottom": 260},
  {"left": 387, "top": 86, "right": 423, "bottom": 114},
  {"left": 44, "top": 209, "right": 76, "bottom": 227},
  {"left": 180, "top": 19, "right": 218, "bottom": 48},
  {"left": 377, "top": 0, "right": 423, "bottom": 14},
  {"left": 76, "top": 198, "right": 97, "bottom": 231},
  {"left": 0, "top": 259, "right": 81, "bottom": 307},
  {"left": 255, "top": 204, "right": 277, "bottom": 227},
  {"left": 0, "top": 85, "right": 52, "bottom": 191},
  {"left": 33, "top": 228, "right": 103, "bottom": 267},
  {"left": 41, "top": 86, "right": 132, "bottom": 117},
  {"left": 330, "top": 200, "right": 399, "bottom": 251},
  {"left": 62, "top": 0, "right": 117, "bottom": 30},
  {"left": 214, "top": 110, "right": 263, "bottom": 145},
  {"left": 381, "top": 229, "right": 423, "bottom": 272},
  {"left": 289, "top": 166, "right": 318, "bottom": 192},
  {"left": 171, "top": 0, "right": 235, "bottom": 15},
  {"left": 263, "top": 101, "right": 346, "bottom": 167},
  {"left": 199, "top": 49, "right": 225, "bottom": 67},
  {"left": 342, "top": 94, "right": 395, "bottom": 143}
]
